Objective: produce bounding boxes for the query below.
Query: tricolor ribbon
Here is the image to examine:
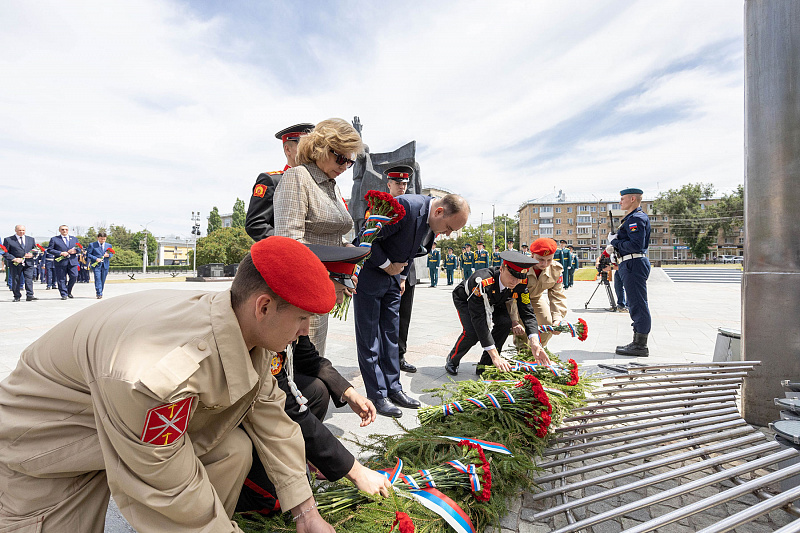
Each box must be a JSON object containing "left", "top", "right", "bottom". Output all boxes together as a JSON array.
[
  {"left": 446, "top": 460, "right": 481, "bottom": 493},
  {"left": 366, "top": 214, "right": 392, "bottom": 223},
  {"left": 377, "top": 458, "right": 403, "bottom": 484},
  {"left": 408, "top": 488, "right": 476, "bottom": 533},
  {"left": 465, "top": 397, "right": 487, "bottom": 409},
  {"left": 439, "top": 436, "right": 513, "bottom": 455},
  {"left": 418, "top": 469, "right": 436, "bottom": 488},
  {"left": 442, "top": 400, "right": 465, "bottom": 416}
]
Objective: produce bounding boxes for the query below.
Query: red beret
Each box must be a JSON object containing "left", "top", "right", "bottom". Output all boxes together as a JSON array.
[
  {"left": 530, "top": 238, "right": 558, "bottom": 257},
  {"left": 250, "top": 236, "right": 336, "bottom": 314}
]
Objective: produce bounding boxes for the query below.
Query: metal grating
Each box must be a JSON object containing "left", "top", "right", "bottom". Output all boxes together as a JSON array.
[{"left": 529, "top": 362, "right": 800, "bottom": 532}]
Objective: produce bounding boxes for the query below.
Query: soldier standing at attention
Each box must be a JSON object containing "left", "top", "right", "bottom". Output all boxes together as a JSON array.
[
  {"left": 556, "top": 240, "right": 572, "bottom": 289},
  {"left": 567, "top": 245, "right": 579, "bottom": 289},
  {"left": 520, "top": 244, "right": 530, "bottom": 256},
  {"left": 506, "top": 239, "right": 515, "bottom": 252},
  {"left": 491, "top": 245, "right": 502, "bottom": 267},
  {"left": 245, "top": 123, "right": 315, "bottom": 242},
  {"left": 610, "top": 187, "right": 652, "bottom": 357},
  {"left": 427, "top": 242, "right": 441, "bottom": 287},
  {"left": 474, "top": 240, "right": 489, "bottom": 271},
  {"left": 461, "top": 243, "right": 475, "bottom": 280},
  {"left": 444, "top": 247, "right": 458, "bottom": 285}
]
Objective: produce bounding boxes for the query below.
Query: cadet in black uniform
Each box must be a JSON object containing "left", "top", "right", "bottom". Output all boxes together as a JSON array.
[
  {"left": 444, "top": 251, "right": 550, "bottom": 376},
  {"left": 237, "top": 245, "right": 391, "bottom": 515},
  {"left": 474, "top": 240, "right": 489, "bottom": 270},
  {"left": 245, "top": 123, "right": 315, "bottom": 242},
  {"left": 609, "top": 187, "right": 652, "bottom": 356}
]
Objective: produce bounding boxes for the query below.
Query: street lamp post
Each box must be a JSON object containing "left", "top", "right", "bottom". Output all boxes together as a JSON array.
[
  {"left": 591, "top": 195, "right": 602, "bottom": 260},
  {"left": 191, "top": 211, "right": 201, "bottom": 275},
  {"left": 140, "top": 220, "right": 154, "bottom": 275}
]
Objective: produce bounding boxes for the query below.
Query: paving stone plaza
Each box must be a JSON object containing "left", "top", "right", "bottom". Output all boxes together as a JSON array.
[{"left": 3, "top": 266, "right": 792, "bottom": 532}]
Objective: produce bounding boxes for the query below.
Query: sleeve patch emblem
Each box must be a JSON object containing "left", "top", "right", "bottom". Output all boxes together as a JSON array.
[
  {"left": 253, "top": 184, "right": 267, "bottom": 198},
  {"left": 521, "top": 292, "right": 531, "bottom": 305},
  {"left": 141, "top": 397, "right": 194, "bottom": 446},
  {"left": 629, "top": 223, "right": 638, "bottom": 232},
  {"left": 557, "top": 275, "right": 563, "bottom": 283}
]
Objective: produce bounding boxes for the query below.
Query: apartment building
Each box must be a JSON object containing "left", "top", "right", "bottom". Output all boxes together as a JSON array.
[{"left": 518, "top": 191, "right": 743, "bottom": 265}]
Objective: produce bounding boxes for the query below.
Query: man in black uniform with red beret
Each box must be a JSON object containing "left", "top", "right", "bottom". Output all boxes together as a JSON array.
[
  {"left": 245, "top": 123, "right": 315, "bottom": 241},
  {"left": 237, "top": 244, "right": 391, "bottom": 516},
  {"left": 444, "top": 251, "right": 550, "bottom": 376}
]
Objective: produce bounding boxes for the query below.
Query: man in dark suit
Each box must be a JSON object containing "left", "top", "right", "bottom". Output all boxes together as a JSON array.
[
  {"left": 2, "top": 225, "right": 38, "bottom": 302},
  {"left": 354, "top": 193, "right": 470, "bottom": 417},
  {"left": 47, "top": 225, "right": 80, "bottom": 300},
  {"left": 87, "top": 231, "right": 114, "bottom": 299}
]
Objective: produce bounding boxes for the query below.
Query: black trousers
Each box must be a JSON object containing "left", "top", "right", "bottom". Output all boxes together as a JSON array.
[
  {"left": 397, "top": 283, "right": 415, "bottom": 359},
  {"left": 10, "top": 265, "right": 34, "bottom": 299},
  {"left": 447, "top": 295, "right": 512, "bottom": 369}
]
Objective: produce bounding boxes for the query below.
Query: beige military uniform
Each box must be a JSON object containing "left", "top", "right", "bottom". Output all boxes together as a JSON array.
[
  {"left": 509, "top": 262, "right": 568, "bottom": 347},
  {"left": 0, "top": 289, "right": 310, "bottom": 533}
]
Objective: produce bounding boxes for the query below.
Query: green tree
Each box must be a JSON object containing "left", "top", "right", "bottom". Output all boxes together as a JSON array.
[
  {"left": 437, "top": 214, "right": 519, "bottom": 254},
  {"left": 208, "top": 207, "right": 222, "bottom": 234},
  {"left": 195, "top": 227, "right": 253, "bottom": 266},
  {"left": 110, "top": 249, "right": 143, "bottom": 267},
  {"left": 653, "top": 183, "right": 716, "bottom": 258},
  {"left": 231, "top": 198, "right": 246, "bottom": 228},
  {"left": 708, "top": 185, "right": 744, "bottom": 237},
  {"left": 132, "top": 231, "right": 159, "bottom": 265},
  {"left": 108, "top": 224, "right": 135, "bottom": 251}
]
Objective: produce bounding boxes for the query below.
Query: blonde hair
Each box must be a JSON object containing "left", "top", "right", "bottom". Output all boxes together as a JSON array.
[{"left": 296, "top": 118, "right": 363, "bottom": 166}]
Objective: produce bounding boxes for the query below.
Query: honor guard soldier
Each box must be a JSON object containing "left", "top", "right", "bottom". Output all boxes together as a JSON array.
[
  {"left": 444, "top": 251, "right": 549, "bottom": 376},
  {"left": 427, "top": 242, "right": 441, "bottom": 287},
  {"left": 44, "top": 246, "right": 56, "bottom": 289},
  {"left": 0, "top": 237, "right": 340, "bottom": 532},
  {"left": 461, "top": 243, "right": 475, "bottom": 280},
  {"left": 509, "top": 238, "right": 568, "bottom": 348},
  {"left": 245, "top": 123, "right": 315, "bottom": 242},
  {"left": 386, "top": 164, "right": 419, "bottom": 374},
  {"left": 555, "top": 240, "right": 572, "bottom": 289},
  {"left": 520, "top": 244, "right": 530, "bottom": 256},
  {"left": 238, "top": 244, "right": 390, "bottom": 515},
  {"left": 567, "top": 245, "right": 579, "bottom": 289},
  {"left": 491, "top": 245, "right": 502, "bottom": 267},
  {"left": 506, "top": 238, "right": 515, "bottom": 251},
  {"left": 609, "top": 187, "right": 652, "bottom": 356},
  {"left": 444, "top": 247, "right": 458, "bottom": 285},
  {"left": 474, "top": 240, "right": 489, "bottom": 270}
]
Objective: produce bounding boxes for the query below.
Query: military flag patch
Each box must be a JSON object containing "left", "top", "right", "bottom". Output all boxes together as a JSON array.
[
  {"left": 141, "top": 397, "right": 193, "bottom": 446},
  {"left": 253, "top": 184, "right": 267, "bottom": 198},
  {"left": 558, "top": 275, "right": 563, "bottom": 283},
  {"left": 629, "top": 223, "right": 638, "bottom": 232}
]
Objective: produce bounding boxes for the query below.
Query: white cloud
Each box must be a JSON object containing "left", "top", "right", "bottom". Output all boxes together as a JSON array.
[{"left": 0, "top": 0, "right": 744, "bottom": 238}]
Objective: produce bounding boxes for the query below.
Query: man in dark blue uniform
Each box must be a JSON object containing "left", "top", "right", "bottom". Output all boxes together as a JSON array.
[
  {"left": 427, "top": 242, "right": 440, "bottom": 287},
  {"left": 491, "top": 245, "right": 502, "bottom": 267},
  {"left": 461, "top": 243, "right": 475, "bottom": 280},
  {"left": 444, "top": 247, "right": 458, "bottom": 285},
  {"left": 609, "top": 187, "right": 652, "bottom": 356},
  {"left": 474, "top": 241, "right": 489, "bottom": 271}
]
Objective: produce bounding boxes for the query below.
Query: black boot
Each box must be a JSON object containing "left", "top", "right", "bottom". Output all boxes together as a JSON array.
[
  {"left": 399, "top": 356, "right": 417, "bottom": 373},
  {"left": 616, "top": 332, "right": 649, "bottom": 357}
]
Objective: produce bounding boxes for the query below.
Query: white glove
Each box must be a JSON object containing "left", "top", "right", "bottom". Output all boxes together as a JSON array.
[{"left": 607, "top": 232, "right": 617, "bottom": 243}]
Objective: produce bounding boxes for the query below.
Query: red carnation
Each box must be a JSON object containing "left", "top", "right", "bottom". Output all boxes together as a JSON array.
[
  {"left": 391, "top": 512, "right": 415, "bottom": 533},
  {"left": 36, "top": 243, "right": 46, "bottom": 253},
  {"left": 106, "top": 247, "right": 116, "bottom": 255},
  {"left": 457, "top": 440, "right": 492, "bottom": 501},
  {"left": 75, "top": 242, "right": 83, "bottom": 249},
  {"left": 577, "top": 318, "right": 588, "bottom": 341},
  {"left": 567, "top": 359, "right": 580, "bottom": 386}
]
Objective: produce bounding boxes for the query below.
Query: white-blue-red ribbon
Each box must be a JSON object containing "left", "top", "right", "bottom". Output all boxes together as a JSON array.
[
  {"left": 418, "top": 469, "right": 436, "bottom": 488},
  {"left": 366, "top": 214, "right": 391, "bottom": 223},
  {"left": 439, "top": 436, "right": 513, "bottom": 456},
  {"left": 409, "top": 488, "right": 476, "bottom": 533},
  {"left": 446, "top": 460, "right": 481, "bottom": 493},
  {"left": 377, "top": 458, "right": 403, "bottom": 484}
]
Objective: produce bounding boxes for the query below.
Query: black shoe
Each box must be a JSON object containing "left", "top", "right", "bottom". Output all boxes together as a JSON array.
[
  {"left": 13, "top": 297, "right": 20, "bottom": 302},
  {"left": 67, "top": 294, "right": 74, "bottom": 299},
  {"left": 97, "top": 295, "right": 103, "bottom": 299},
  {"left": 26, "top": 297, "right": 37, "bottom": 301},
  {"left": 399, "top": 358, "right": 417, "bottom": 373},
  {"left": 373, "top": 397, "right": 402, "bottom": 418},
  {"left": 616, "top": 333, "right": 649, "bottom": 357},
  {"left": 388, "top": 391, "right": 421, "bottom": 409},
  {"left": 45, "top": 286, "right": 51, "bottom": 290},
  {"left": 445, "top": 357, "right": 459, "bottom": 376},
  {"left": 61, "top": 296, "right": 68, "bottom": 300}
]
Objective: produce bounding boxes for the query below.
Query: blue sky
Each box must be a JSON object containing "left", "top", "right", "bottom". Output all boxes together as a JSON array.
[{"left": 0, "top": 0, "right": 744, "bottom": 239}]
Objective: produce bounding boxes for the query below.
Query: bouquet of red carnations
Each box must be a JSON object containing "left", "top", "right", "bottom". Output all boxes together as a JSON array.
[
  {"left": 92, "top": 247, "right": 115, "bottom": 267},
  {"left": 331, "top": 190, "right": 406, "bottom": 320},
  {"left": 55, "top": 242, "right": 82, "bottom": 262}
]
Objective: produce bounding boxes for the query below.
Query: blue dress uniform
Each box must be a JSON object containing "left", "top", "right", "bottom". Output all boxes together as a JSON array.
[
  {"left": 427, "top": 247, "right": 441, "bottom": 287},
  {"left": 555, "top": 243, "right": 572, "bottom": 289},
  {"left": 44, "top": 250, "right": 56, "bottom": 289},
  {"left": 474, "top": 244, "right": 489, "bottom": 270},
  {"left": 611, "top": 188, "right": 652, "bottom": 356},
  {"left": 444, "top": 251, "right": 458, "bottom": 285},
  {"left": 461, "top": 247, "right": 475, "bottom": 280},
  {"left": 491, "top": 249, "right": 502, "bottom": 267},
  {"left": 568, "top": 248, "right": 578, "bottom": 288}
]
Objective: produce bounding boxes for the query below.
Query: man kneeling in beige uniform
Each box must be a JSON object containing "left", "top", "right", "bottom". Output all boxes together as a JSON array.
[{"left": 0, "top": 236, "right": 337, "bottom": 532}]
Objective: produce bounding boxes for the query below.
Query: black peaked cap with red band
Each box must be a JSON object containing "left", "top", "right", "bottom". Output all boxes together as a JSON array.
[
  {"left": 500, "top": 250, "right": 538, "bottom": 279},
  {"left": 384, "top": 164, "right": 414, "bottom": 183},
  {"left": 250, "top": 236, "right": 336, "bottom": 314},
  {"left": 305, "top": 244, "right": 370, "bottom": 276},
  {"left": 275, "top": 123, "right": 315, "bottom": 143}
]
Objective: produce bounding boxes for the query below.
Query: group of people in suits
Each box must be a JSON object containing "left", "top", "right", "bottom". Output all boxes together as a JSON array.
[{"left": 3, "top": 225, "right": 115, "bottom": 302}]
